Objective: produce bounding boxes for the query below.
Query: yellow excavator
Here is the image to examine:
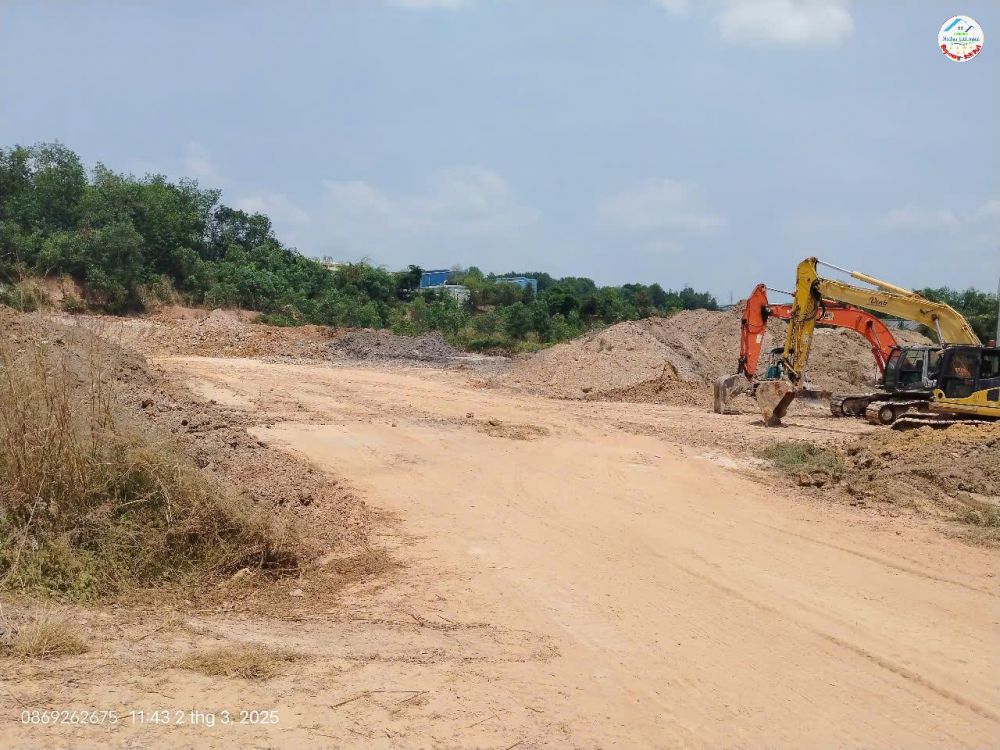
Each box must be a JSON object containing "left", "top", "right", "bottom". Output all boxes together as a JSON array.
[{"left": 758, "top": 258, "right": 995, "bottom": 428}]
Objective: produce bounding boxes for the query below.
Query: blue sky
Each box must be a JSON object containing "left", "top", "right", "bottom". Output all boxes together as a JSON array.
[{"left": 1, "top": 1, "right": 996, "bottom": 300}]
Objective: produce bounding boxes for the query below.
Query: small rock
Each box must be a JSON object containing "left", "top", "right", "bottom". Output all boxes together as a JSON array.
[
  {"left": 466, "top": 412, "right": 474, "bottom": 419},
  {"left": 798, "top": 473, "right": 812, "bottom": 487},
  {"left": 289, "top": 588, "right": 305, "bottom": 598},
  {"left": 581, "top": 386, "right": 593, "bottom": 394},
  {"left": 141, "top": 398, "right": 154, "bottom": 408}
]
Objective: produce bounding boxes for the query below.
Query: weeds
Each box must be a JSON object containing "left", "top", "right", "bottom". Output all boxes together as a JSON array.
[
  {"left": 757, "top": 440, "right": 844, "bottom": 479},
  {"left": 0, "top": 318, "right": 298, "bottom": 598},
  {"left": 0, "top": 280, "right": 51, "bottom": 312},
  {"left": 961, "top": 505, "right": 1000, "bottom": 528},
  {"left": 176, "top": 645, "right": 301, "bottom": 680},
  {"left": 1, "top": 616, "right": 88, "bottom": 658}
]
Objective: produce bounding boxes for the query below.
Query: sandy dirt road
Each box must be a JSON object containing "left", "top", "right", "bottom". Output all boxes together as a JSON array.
[{"left": 4, "top": 355, "right": 997, "bottom": 750}]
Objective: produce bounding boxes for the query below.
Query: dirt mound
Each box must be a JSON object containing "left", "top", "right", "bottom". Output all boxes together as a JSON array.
[
  {"left": 505, "top": 306, "right": 931, "bottom": 407},
  {"left": 839, "top": 424, "right": 1000, "bottom": 525},
  {"left": 4, "top": 309, "right": 369, "bottom": 556},
  {"left": 329, "top": 329, "right": 459, "bottom": 362},
  {"left": 60, "top": 312, "right": 335, "bottom": 359}
]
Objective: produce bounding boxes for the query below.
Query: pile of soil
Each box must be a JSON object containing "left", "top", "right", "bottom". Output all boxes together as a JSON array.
[
  {"left": 60, "top": 309, "right": 335, "bottom": 359},
  {"left": 839, "top": 423, "right": 1000, "bottom": 524},
  {"left": 505, "top": 306, "right": 931, "bottom": 407},
  {"left": 2, "top": 309, "right": 369, "bottom": 555},
  {"left": 329, "top": 329, "right": 459, "bottom": 362}
]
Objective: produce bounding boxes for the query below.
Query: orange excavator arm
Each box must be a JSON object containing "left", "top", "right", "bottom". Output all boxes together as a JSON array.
[{"left": 737, "top": 283, "right": 898, "bottom": 380}]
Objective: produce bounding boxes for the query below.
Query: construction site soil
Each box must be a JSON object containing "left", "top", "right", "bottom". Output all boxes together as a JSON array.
[
  {"left": 55, "top": 305, "right": 995, "bottom": 533},
  {"left": 503, "top": 306, "right": 932, "bottom": 408},
  {"left": 839, "top": 422, "right": 1000, "bottom": 528},
  {"left": 2, "top": 309, "right": 372, "bottom": 588},
  {"left": 3, "top": 304, "right": 998, "bottom": 749}
]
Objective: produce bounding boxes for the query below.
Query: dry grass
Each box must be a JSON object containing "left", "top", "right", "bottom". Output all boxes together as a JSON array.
[
  {"left": 176, "top": 645, "right": 302, "bottom": 680},
  {"left": 0, "top": 279, "right": 51, "bottom": 312},
  {"left": 0, "top": 315, "right": 298, "bottom": 598},
  {"left": 1, "top": 616, "right": 88, "bottom": 658},
  {"left": 757, "top": 440, "right": 844, "bottom": 479}
]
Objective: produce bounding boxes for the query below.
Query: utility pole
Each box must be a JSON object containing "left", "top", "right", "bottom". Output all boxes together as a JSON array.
[{"left": 995, "top": 275, "right": 1000, "bottom": 345}]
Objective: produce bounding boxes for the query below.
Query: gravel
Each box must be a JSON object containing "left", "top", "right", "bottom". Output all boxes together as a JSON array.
[{"left": 328, "top": 330, "right": 460, "bottom": 362}]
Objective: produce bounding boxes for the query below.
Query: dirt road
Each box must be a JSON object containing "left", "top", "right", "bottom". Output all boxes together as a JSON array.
[
  {"left": 4, "top": 355, "right": 997, "bottom": 749},
  {"left": 176, "top": 357, "right": 999, "bottom": 748}
]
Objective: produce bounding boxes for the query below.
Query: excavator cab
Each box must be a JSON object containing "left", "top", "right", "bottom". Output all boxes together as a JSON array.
[
  {"left": 762, "top": 348, "right": 785, "bottom": 381},
  {"left": 891, "top": 346, "right": 1000, "bottom": 427},
  {"left": 935, "top": 346, "right": 1000, "bottom": 410},
  {"left": 881, "top": 346, "right": 941, "bottom": 392}
]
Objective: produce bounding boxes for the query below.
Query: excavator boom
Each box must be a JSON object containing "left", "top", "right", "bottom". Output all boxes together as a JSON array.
[
  {"left": 713, "top": 283, "right": 899, "bottom": 414},
  {"left": 760, "top": 258, "right": 982, "bottom": 425}
]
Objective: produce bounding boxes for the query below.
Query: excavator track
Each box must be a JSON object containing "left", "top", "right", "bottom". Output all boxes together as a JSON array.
[
  {"left": 892, "top": 414, "right": 997, "bottom": 430},
  {"left": 864, "top": 399, "right": 929, "bottom": 426},
  {"left": 830, "top": 393, "right": 877, "bottom": 418}
]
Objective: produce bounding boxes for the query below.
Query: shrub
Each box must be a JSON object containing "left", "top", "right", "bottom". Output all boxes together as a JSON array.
[
  {"left": 60, "top": 294, "right": 87, "bottom": 313},
  {"left": 0, "top": 323, "right": 298, "bottom": 598},
  {"left": 0, "top": 280, "right": 51, "bottom": 312}
]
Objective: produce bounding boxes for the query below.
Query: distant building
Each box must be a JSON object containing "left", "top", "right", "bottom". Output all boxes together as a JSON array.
[
  {"left": 420, "top": 270, "right": 451, "bottom": 289},
  {"left": 496, "top": 276, "right": 538, "bottom": 294},
  {"left": 419, "top": 269, "right": 469, "bottom": 303},
  {"left": 320, "top": 257, "right": 346, "bottom": 272},
  {"left": 440, "top": 285, "right": 470, "bottom": 303}
]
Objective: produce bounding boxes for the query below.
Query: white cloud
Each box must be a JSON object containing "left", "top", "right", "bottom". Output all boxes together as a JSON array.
[
  {"left": 719, "top": 0, "right": 853, "bottom": 46},
  {"left": 387, "top": 0, "right": 469, "bottom": 8},
  {"left": 316, "top": 166, "right": 538, "bottom": 257},
  {"left": 879, "top": 204, "right": 996, "bottom": 231},
  {"left": 975, "top": 198, "right": 1000, "bottom": 222},
  {"left": 183, "top": 141, "right": 228, "bottom": 186},
  {"left": 599, "top": 178, "right": 724, "bottom": 234},
  {"left": 235, "top": 192, "right": 311, "bottom": 226},
  {"left": 880, "top": 206, "right": 958, "bottom": 230}
]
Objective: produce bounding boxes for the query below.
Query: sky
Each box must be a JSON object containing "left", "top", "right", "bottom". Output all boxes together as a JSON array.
[{"left": 0, "top": 0, "right": 997, "bottom": 301}]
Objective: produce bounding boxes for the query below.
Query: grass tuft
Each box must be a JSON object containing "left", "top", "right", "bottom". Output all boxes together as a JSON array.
[
  {"left": 2, "top": 617, "right": 88, "bottom": 658},
  {"left": 176, "top": 645, "right": 302, "bottom": 680},
  {"left": 757, "top": 440, "right": 844, "bottom": 479},
  {"left": 961, "top": 505, "right": 1000, "bottom": 528}
]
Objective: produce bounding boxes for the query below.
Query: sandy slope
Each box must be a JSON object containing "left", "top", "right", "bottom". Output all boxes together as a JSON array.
[{"left": 3, "top": 357, "right": 997, "bottom": 749}]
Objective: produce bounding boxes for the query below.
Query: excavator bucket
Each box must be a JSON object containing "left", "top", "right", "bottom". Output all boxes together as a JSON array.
[
  {"left": 713, "top": 374, "right": 747, "bottom": 414},
  {"left": 755, "top": 380, "right": 797, "bottom": 426},
  {"left": 755, "top": 382, "right": 832, "bottom": 425}
]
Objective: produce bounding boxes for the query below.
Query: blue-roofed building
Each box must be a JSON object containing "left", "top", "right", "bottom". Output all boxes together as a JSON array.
[
  {"left": 496, "top": 276, "right": 538, "bottom": 294},
  {"left": 418, "top": 269, "right": 470, "bottom": 303},
  {"left": 419, "top": 270, "right": 451, "bottom": 289}
]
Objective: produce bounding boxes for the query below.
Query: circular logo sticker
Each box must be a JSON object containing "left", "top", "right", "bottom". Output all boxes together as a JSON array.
[{"left": 938, "top": 16, "right": 984, "bottom": 62}]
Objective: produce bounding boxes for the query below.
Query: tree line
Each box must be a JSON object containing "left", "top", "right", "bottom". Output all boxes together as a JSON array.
[
  {"left": 0, "top": 142, "right": 726, "bottom": 351},
  {"left": 5, "top": 141, "right": 991, "bottom": 350}
]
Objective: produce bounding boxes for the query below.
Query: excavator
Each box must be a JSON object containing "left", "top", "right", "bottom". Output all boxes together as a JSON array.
[
  {"left": 712, "top": 283, "right": 899, "bottom": 414},
  {"left": 757, "top": 257, "right": 986, "bottom": 427}
]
